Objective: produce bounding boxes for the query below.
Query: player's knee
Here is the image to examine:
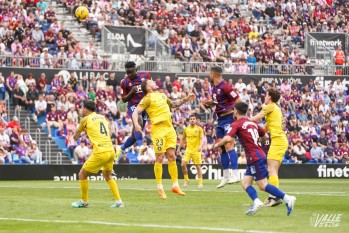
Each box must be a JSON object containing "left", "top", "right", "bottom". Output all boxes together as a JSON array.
[
  {"left": 156, "top": 154, "right": 165, "bottom": 163},
  {"left": 241, "top": 182, "right": 249, "bottom": 190},
  {"left": 181, "top": 161, "right": 187, "bottom": 167},
  {"left": 258, "top": 183, "right": 266, "bottom": 191}
]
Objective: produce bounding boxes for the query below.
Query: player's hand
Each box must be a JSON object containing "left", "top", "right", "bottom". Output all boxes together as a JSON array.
[
  {"left": 131, "top": 86, "right": 138, "bottom": 93},
  {"left": 134, "top": 124, "right": 142, "bottom": 133},
  {"left": 197, "top": 147, "right": 202, "bottom": 152},
  {"left": 213, "top": 143, "right": 219, "bottom": 149}
]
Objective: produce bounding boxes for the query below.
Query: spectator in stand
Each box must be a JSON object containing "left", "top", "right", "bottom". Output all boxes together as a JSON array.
[
  {"left": 46, "top": 106, "right": 61, "bottom": 138},
  {"left": 27, "top": 140, "right": 43, "bottom": 164},
  {"left": 13, "top": 83, "right": 26, "bottom": 111},
  {"left": 118, "top": 152, "right": 130, "bottom": 164},
  {"left": 310, "top": 142, "right": 324, "bottom": 163},
  {"left": 292, "top": 139, "right": 308, "bottom": 164},
  {"left": 8, "top": 116, "right": 21, "bottom": 132},
  {"left": 73, "top": 141, "right": 90, "bottom": 164}
]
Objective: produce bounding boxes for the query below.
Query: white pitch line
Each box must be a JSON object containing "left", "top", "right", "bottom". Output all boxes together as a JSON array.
[
  {"left": 0, "top": 185, "right": 347, "bottom": 196},
  {"left": 0, "top": 217, "right": 285, "bottom": 233}
]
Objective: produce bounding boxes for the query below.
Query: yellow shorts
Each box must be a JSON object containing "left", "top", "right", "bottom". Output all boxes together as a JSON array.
[
  {"left": 268, "top": 136, "right": 288, "bottom": 163},
  {"left": 182, "top": 152, "right": 202, "bottom": 165},
  {"left": 151, "top": 124, "right": 177, "bottom": 154},
  {"left": 82, "top": 150, "right": 115, "bottom": 174}
]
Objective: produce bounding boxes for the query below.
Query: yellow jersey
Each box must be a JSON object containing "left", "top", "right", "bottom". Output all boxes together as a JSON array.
[
  {"left": 138, "top": 92, "right": 172, "bottom": 127},
  {"left": 261, "top": 103, "right": 286, "bottom": 139},
  {"left": 183, "top": 125, "right": 204, "bottom": 154},
  {"left": 77, "top": 112, "right": 114, "bottom": 153}
]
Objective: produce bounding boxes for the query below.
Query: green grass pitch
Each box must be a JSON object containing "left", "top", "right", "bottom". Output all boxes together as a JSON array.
[{"left": 0, "top": 179, "right": 348, "bottom": 233}]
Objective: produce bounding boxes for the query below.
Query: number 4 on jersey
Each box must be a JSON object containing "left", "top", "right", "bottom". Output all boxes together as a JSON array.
[{"left": 100, "top": 122, "right": 108, "bottom": 136}]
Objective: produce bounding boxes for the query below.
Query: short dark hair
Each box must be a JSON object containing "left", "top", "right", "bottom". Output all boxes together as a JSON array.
[
  {"left": 189, "top": 114, "right": 196, "bottom": 119},
  {"left": 141, "top": 79, "right": 149, "bottom": 94},
  {"left": 125, "top": 61, "right": 136, "bottom": 69},
  {"left": 83, "top": 100, "right": 96, "bottom": 112},
  {"left": 234, "top": 102, "right": 249, "bottom": 115},
  {"left": 210, "top": 66, "right": 223, "bottom": 74},
  {"left": 267, "top": 88, "right": 281, "bottom": 103}
]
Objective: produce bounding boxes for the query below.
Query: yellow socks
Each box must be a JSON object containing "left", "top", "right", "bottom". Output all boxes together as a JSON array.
[
  {"left": 269, "top": 175, "right": 279, "bottom": 187},
  {"left": 198, "top": 178, "right": 203, "bottom": 185},
  {"left": 168, "top": 161, "right": 178, "bottom": 184},
  {"left": 154, "top": 162, "right": 163, "bottom": 185},
  {"left": 80, "top": 180, "right": 89, "bottom": 202},
  {"left": 107, "top": 179, "right": 121, "bottom": 201},
  {"left": 184, "top": 174, "right": 189, "bottom": 181}
]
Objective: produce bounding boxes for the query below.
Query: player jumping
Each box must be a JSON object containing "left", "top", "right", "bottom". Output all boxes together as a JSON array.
[
  {"left": 178, "top": 114, "right": 205, "bottom": 188},
  {"left": 250, "top": 88, "right": 288, "bottom": 207},
  {"left": 116, "top": 61, "right": 152, "bottom": 159},
  {"left": 202, "top": 66, "right": 241, "bottom": 188},
  {"left": 132, "top": 79, "right": 195, "bottom": 200},
  {"left": 71, "top": 100, "right": 124, "bottom": 208},
  {"left": 214, "top": 102, "right": 296, "bottom": 216}
]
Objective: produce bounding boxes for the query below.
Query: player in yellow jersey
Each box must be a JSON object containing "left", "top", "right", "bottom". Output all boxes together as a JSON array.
[
  {"left": 178, "top": 114, "right": 204, "bottom": 188},
  {"left": 250, "top": 88, "right": 288, "bottom": 207},
  {"left": 132, "top": 79, "right": 195, "bottom": 200},
  {"left": 71, "top": 100, "right": 124, "bottom": 208}
]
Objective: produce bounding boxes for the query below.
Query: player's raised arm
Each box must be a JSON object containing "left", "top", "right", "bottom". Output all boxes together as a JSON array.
[
  {"left": 250, "top": 111, "right": 265, "bottom": 123},
  {"left": 177, "top": 129, "right": 187, "bottom": 153},
  {"left": 167, "top": 93, "right": 196, "bottom": 108},
  {"left": 213, "top": 135, "right": 233, "bottom": 149},
  {"left": 132, "top": 106, "right": 144, "bottom": 133},
  {"left": 121, "top": 82, "right": 137, "bottom": 103},
  {"left": 73, "top": 117, "right": 87, "bottom": 140}
]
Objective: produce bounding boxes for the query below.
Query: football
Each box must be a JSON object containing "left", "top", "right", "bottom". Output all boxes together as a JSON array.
[{"left": 75, "top": 6, "right": 89, "bottom": 20}]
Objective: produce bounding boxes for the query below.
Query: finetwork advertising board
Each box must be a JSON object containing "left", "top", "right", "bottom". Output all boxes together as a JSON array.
[{"left": 0, "top": 165, "right": 348, "bottom": 181}]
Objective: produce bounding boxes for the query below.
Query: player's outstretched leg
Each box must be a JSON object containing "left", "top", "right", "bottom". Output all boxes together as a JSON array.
[
  {"left": 217, "top": 151, "right": 230, "bottom": 188},
  {"left": 154, "top": 158, "right": 167, "bottom": 200},
  {"left": 103, "top": 169, "right": 124, "bottom": 208},
  {"left": 181, "top": 160, "right": 190, "bottom": 188},
  {"left": 242, "top": 176, "right": 264, "bottom": 216},
  {"left": 227, "top": 148, "right": 240, "bottom": 184},
  {"left": 265, "top": 160, "right": 283, "bottom": 207},
  {"left": 72, "top": 168, "right": 90, "bottom": 208},
  {"left": 257, "top": 180, "right": 296, "bottom": 216},
  {"left": 167, "top": 148, "right": 185, "bottom": 196},
  {"left": 196, "top": 164, "right": 203, "bottom": 188}
]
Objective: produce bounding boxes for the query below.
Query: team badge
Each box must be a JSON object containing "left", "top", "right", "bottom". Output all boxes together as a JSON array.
[
  {"left": 128, "top": 83, "right": 132, "bottom": 86},
  {"left": 162, "top": 95, "right": 165, "bottom": 99},
  {"left": 217, "top": 89, "right": 221, "bottom": 94},
  {"left": 195, "top": 130, "right": 198, "bottom": 133},
  {"left": 158, "top": 147, "right": 162, "bottom": 151}
]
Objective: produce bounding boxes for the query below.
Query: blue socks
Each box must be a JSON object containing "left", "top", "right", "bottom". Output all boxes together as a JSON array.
[
  {"left": 228, "top": 149, "right": 238, "bottom": 169},
  {"left": 220, "top": 152, "right": 230, "bottom": 169},
  {"left": 265, "top": 184, "right": 285, "bottom": 199},
  {"left": 134, "top": 131, "right": 143, "bottom": 147},
  {"left": 121, "top": 136, "right": 136, "bottom": 151},
  {"left": 246, "top": 186, "right": 258, "bottom": 201}
]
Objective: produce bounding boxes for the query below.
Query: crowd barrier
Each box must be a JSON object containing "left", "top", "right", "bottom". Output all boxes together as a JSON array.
[
  {"left": 0, "top": 164, "right": 348, "bottom": 181},
  {"left": 0, "top": 67, "right": 347, "bottom": 88}
]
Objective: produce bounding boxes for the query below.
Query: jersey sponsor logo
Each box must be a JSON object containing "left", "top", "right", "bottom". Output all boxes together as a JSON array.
[
  {"left": 230, "top": 91, "right": 237, "bottom": 98},
  {"left": 212, "top": 94, "right": 218, "bottom": 104},
  {"left": 224, "top": 124, "right": 232, "bottom": 133}
]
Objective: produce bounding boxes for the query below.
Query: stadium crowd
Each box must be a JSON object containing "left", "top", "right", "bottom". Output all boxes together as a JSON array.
[
  {"left": 1, "top": 70, "right": 349, "bottom": 165},
  {"left": 0, "top": 0, "right": 112, "bottom": 70},
  {"left": 66, "top": 0, "right": 349, "bottom": 74}
]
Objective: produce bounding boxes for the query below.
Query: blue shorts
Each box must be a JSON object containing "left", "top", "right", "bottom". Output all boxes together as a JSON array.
[
  {"left": 216, "top": 113, "right": 234, "bottom": 139},
  {"left": 245, "top": 159, "right": 269, "bottom": 181},
  {"left": 128, "top": 106, "right": 148, "bottom": 128}
]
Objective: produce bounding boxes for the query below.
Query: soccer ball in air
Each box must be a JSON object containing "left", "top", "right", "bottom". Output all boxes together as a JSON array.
[{"left": 75, "top": 6, "right": 89, "bottom": 20}]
